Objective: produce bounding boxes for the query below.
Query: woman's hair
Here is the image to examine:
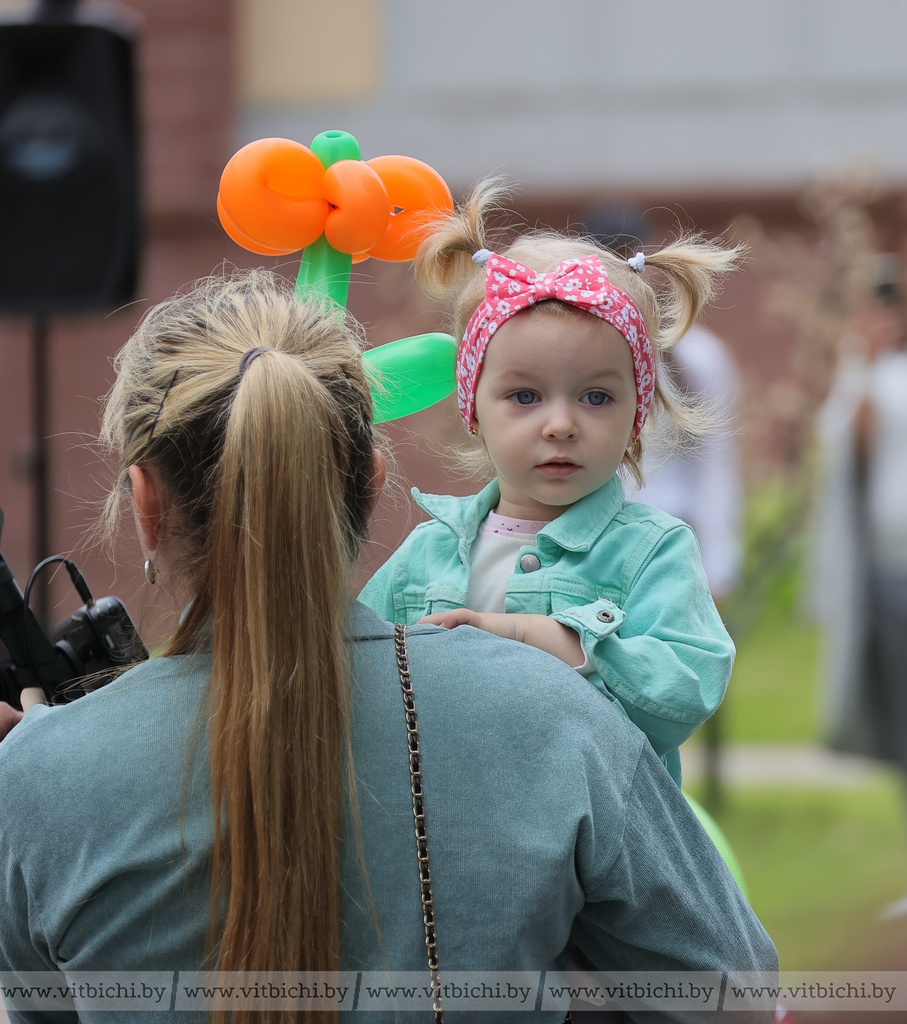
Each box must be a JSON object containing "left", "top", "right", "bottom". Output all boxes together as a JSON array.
[
  {"left": 416, "top": 179, "right": 745, "bottom": 485},
  {"left": 99, "top": 268, "right": 375, "bottom": 1022}
]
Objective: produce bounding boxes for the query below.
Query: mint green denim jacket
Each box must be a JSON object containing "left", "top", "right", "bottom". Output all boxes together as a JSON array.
[{"left": 360, "top": 475, "right": 735, "bottom": 784}]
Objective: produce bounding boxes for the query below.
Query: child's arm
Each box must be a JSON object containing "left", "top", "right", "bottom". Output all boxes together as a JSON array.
[
  {"left": 425, "top": 524, "right": 733, "bottom": 758},
  {"left": 556, "top": 525, "right": 733, "bottom": 756},
  {"left": 420, "top": 609, "right": 584, "bottom": 666}
]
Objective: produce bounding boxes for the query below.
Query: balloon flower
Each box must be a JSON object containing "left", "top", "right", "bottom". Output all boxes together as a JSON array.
[{"left": 218, "top": 129, "right": 458, "bottom": 423}]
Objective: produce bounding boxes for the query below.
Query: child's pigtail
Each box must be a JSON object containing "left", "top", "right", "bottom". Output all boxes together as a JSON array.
[
  {"left": 416, "top": 177, "right": 513, "bottom": 334},
  {"left": 643, "top": 237, "right": 747, "bottom": 347}
]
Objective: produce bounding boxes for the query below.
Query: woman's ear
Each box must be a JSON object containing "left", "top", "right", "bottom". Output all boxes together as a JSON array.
[
  {"left": 364, "top": 451, "right": 388, "bottom": 522},
  {"left": 127, "top": 464, "right": 166, "bottom": 553}
]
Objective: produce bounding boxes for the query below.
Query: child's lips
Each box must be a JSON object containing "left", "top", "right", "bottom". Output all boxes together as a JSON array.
[{"left": 538, "top": 460, "right": 581, "bottom": 477}]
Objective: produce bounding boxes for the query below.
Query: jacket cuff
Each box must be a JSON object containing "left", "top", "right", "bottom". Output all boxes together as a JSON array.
[{"left": 551, "top": 599, "right": 625, "bottom": 664}]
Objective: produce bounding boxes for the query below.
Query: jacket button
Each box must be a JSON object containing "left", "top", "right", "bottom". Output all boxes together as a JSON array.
[
  {"left": 519, "top": 552, "right": 542, "bottom": 573},
  {"left": 597, "top": 609, "right": 615, "bottom": 623}
]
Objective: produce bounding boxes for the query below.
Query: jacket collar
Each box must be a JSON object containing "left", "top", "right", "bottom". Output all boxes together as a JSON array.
[{"left": 412, "top": 474, "right": 626, "bottom": 555}]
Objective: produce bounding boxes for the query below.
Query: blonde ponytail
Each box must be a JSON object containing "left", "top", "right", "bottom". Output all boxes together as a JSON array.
[
  {"left": 415, "top": 177, "right": 512, "bottom": 331},
  {"left": 207, "top": 354, "right": 352, "bottom": 992}
]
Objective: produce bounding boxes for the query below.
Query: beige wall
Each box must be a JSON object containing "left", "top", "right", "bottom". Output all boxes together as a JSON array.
[
  {"left": 235, "top": 0, "right": 907, "bottom": 193},
  {"left": 236, "top": 0, "right": 379, "bottom": 105}
]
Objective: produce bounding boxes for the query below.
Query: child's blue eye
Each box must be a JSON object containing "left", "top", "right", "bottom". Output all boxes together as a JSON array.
[
  {"left": 582, "top": 391, "right": 611, "bottom": 406},
  {"left": 510, "top": 390, "right": 539, "bottom": 405}
]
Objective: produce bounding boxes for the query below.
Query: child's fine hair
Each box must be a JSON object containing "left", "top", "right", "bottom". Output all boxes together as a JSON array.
[{"left": 415, "top": 178, "right": 745, "bottom": 487}]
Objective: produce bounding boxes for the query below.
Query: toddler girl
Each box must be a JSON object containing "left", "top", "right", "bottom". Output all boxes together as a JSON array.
[{"left": 360, "top": 183, "right": 742, "bottom": 783}]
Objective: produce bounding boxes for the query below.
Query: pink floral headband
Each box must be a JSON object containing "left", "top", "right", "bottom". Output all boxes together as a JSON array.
[{"left": 457, "top": 251, "right": 655, "bottom": 437}]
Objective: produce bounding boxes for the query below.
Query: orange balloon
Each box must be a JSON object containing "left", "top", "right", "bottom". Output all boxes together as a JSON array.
[
  {"left": 218, "top": 138, "right": 328, "bottom": 253},
  {"left": 322, "top": 160, "right": 389, "bottom": 254},
  {"left": 217, "top": 193, "right": 296, "bottom": 255},
  {"left": 367, "top": 155, "right": 454, "bottom": 262}
]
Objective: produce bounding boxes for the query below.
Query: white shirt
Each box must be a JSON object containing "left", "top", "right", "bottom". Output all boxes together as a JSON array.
[
  {"left": 467, "top": 511, "right": 547, "bottom": 612},
  {"left": 467, "top": 510, "right": 594, "bottom": 675}
]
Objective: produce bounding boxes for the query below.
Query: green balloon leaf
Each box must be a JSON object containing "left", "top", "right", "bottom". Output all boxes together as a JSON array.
[{"left": 364, "top": 333, "right": 458, "bottom": 424}]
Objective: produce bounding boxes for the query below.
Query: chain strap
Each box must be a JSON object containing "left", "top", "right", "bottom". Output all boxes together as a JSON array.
[{"left": 394, "top": 624, "right": 444, "bottom": 1024}]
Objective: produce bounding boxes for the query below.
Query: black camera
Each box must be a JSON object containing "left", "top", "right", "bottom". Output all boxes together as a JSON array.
[{"left": 0, "top": 506, "right": 147, "bottom": 710}]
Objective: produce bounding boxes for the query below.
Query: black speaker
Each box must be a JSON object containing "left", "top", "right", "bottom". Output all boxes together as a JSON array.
[{"left": 0, "top": 1, "right": 141, "bottom": 314}]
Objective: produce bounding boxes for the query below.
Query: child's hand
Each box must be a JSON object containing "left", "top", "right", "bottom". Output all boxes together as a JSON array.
[
  {"left": 419, "top": 608, "right": 522, "bottom": 640},
  {"left": 418, "top": 611, "right": 584, "bottom": 667}
]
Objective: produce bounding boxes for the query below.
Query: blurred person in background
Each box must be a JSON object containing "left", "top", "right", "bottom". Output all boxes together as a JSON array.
[
  {"left": 627, "top": 325, "right": 743, "bottom": 613},
  {"left": 809, "top": 255, "right": 907, "bottom": 782}
]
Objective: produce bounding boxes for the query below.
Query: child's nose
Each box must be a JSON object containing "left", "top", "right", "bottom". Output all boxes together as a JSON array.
[{"left": 542, "top": 405, "right": 578, "bottom": 440}]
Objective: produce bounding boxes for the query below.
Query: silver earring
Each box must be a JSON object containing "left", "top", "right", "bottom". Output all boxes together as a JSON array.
[{"left": 144, "top": 558, "right": 156, "bottom": 585}]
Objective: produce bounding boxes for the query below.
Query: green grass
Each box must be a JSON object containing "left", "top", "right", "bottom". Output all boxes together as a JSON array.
[
  {"left": 709, "top": 477, "right": 823, "bottom": 745},
  {"left": 684, "top": 782, "right": 907, "bottom": 970},
  {"left": 685, "top": 545, "right": 821, "bottom": 748},
  {"left": 722, "top": 603, "right": 821, "bottom": 744},
  {"left": 684, "top": 482, "right": 907, "bottom": 971}
]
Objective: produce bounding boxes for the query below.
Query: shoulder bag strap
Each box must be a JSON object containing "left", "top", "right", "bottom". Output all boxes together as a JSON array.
[{"left": 394, "top": 623, "right": 444, "bottom": 1024}]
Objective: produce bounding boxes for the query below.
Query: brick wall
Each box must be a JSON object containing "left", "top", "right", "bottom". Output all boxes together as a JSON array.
[{"left": 0, "top": 0, "right": 241, "bottom": 644}]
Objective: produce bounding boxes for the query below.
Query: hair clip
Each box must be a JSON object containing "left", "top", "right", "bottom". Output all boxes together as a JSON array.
[
  {"left": 472, "top": 249, "right": 493, "bottom": 266},
  {"left": 627, "top": 252, "right": 646, "bottom": 272}
]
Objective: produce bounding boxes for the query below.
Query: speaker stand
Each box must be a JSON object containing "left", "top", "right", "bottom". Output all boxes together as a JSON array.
[{"left": 32, "top": 313, "right": 51, "bottom": 630}]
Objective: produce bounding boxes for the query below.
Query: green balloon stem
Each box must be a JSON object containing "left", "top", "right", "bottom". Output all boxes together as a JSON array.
[
  {"left": 310, "top": 129, "right": 361, "bottom": 167},
  {"left": 364, "top": 333, "right": 458, "bottom": 424},
  {"left": 296, "top": 131, "right": 362, "bottom": 308},
  {"left": 296, "top": 236, "right": 352, "bottom": 308}
]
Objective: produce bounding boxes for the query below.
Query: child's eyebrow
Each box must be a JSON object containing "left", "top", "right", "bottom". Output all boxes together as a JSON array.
[
  {"left": 584, "top": 367, "right": 633, "bottom": 382},
  {"left": 494, "top": 365, "right": 632, "bottom": 384}
]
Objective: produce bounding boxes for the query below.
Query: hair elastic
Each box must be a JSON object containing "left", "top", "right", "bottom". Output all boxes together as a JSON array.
[
  {"left": 458, "top": 252, "right": 655, "bottom": 437},
  {"left": 239, "top": 347, "right": 271, "bottom": 376},
  {"left": 627, "top": 252, "right": 646, "bottom": 272}
]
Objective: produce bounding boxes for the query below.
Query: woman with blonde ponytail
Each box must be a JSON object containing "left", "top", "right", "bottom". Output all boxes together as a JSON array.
[
  {"left": 0, "top": 267, "right": 776, "bottom": 1024},
  {"left": 362, "top": 181, "right": 744, "bottom": 786}
]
